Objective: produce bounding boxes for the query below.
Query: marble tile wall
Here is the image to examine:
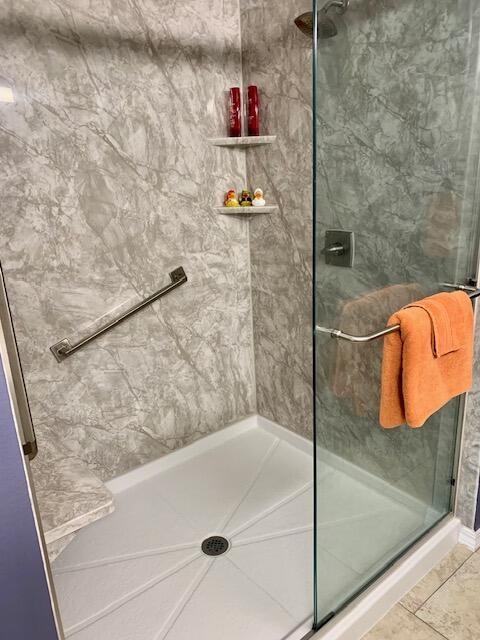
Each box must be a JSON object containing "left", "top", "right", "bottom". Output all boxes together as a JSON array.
[
  {"left": 240, "top": 0, "right": 314, "bottom": 440},
  {"left": 0, "top": 0, "right": 256, "bottom": 481},
  {"left": 453, "top": 1, "right": 480, "bottom": 530},
  {"left": 458, "top": 317, "right": 480, "bottom": 529},
  {"left": 1, "top": 0, "right": 480, "bottom": 532}
]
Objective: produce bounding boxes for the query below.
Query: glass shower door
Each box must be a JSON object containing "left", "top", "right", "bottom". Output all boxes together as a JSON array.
[{"left": 312, "top": 0, "right": 480, "bottom": 627}]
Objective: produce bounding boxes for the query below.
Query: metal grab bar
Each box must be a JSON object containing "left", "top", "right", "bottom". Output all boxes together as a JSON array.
[
  {"left": 50, "top": 266, "right": 188, "bottom": 362},
  {"left": 315, "top": 286, "right": 480, "bottom": 343}
]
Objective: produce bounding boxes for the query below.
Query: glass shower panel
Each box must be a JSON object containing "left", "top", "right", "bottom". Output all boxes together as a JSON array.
[{"left": 313, "top": 0, "right": 480, "bottom": 626}]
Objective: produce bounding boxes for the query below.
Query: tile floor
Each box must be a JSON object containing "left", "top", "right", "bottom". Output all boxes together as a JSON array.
[
  {"left": 52, "top": 418, "right": 437, "bottom": 640},
  {"left": 363, "top": 543, "right": 478, "bottom": 640}
]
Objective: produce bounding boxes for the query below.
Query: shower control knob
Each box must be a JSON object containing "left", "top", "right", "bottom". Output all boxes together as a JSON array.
[
  {"left": 325, "top": 242, "right": 345, "bottom": 255},
  {"left": 324, "top": 230, "right": 355, "bottom": 267}
]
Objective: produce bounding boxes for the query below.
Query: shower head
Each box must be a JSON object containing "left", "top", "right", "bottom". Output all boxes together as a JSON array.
[
  {"left": 295, "top": 11, "right": 337, "bottom": 39},
  {"left": 318, "top": 10, "right": 338, "bottom": 39},
  {"left": 294, "top": 0, "right": 349, "bottom": 39}
]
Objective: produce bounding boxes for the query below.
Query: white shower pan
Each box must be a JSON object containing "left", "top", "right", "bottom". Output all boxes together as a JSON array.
[{"left": 52, "top": 416, "right": 449, "bottom": 640}]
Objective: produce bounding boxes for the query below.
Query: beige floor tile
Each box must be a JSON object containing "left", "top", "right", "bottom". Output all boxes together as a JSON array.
[
  {"left": 362, "top": 604, "right": 446, "bottom": 639},
  {"left": 401, "top": 544, "right": 472, "bottom": 612},
  {"left": 416, "top": 548, "right": 480, "bottom": 640}
]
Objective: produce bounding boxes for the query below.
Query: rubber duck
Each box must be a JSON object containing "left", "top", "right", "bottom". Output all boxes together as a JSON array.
[
  {"left": 239, "top": 190, "right": 253, "bottom": 207},
  {"left": 224, "top": 189, "right": 240, "bottom": 207},
  {"left": 252, "top": 188, "right": 266, "bottom": 207}
]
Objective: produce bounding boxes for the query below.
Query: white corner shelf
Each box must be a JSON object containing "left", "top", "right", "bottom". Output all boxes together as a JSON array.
[
  {"left": 208, "top": 135, "right": 277, "bottom": 148},
  {"left": 215, "top": 205, "right": 278, "bottom": 215}
]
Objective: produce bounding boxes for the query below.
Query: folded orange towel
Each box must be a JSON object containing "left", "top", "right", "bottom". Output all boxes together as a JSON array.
[
  {"left": 380, "top": 291, "right": 474, "bottom": 428},
  {"left": 331, "top": 283, "right": 423, "bottom": 418}
]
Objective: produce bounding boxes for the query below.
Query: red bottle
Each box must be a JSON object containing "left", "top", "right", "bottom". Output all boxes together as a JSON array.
[
  {"left": 247, "top": 85, "right": 259, "bottom": 136},
  {"left": 229, "top": 87, "right": 242, "bottom": 137}
]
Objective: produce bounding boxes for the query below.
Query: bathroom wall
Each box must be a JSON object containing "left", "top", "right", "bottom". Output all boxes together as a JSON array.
[
  {"left": 0, "top": 0, "right": 255, "bottom": 481},
  {"left": 241, "top": 0, "right": 314, "bottom": 439},
  {"left": 2, "top": 0, "right": 480, "bottom": 530},
  {"left": 456, "top": 84, "right": 480, "bottom": 529}
]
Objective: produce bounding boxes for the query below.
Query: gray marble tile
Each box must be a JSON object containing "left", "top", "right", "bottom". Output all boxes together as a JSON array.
[
  {"left": 457, "top": 313, "right": 480, "bottom": 528},
  {"left": 363, "top": 604, "right": 445, "bottom": 640},
  {"left": 401, "top": 544, "right": 472, "bottom": 613},
  {"left": 416, "top": 548, "right": 480, "bottom": 640},
  {"left": 32, "top": 428, "right": 114, "bottom": 544},
  {"left": 0, "top": 0, "right": 256, "bottom": 481},
  {"left": 241, "top": 0, "right": 314, "bottom": 439}
]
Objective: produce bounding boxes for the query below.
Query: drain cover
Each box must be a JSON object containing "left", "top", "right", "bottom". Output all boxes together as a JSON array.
[{"left": 201, "top": 536, "right": 230, "bottom": 556}]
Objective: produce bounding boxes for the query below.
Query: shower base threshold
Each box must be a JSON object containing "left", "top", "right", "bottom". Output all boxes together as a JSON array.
[
  {"left": 306, "top": 515, "right": 460, "bottom": 640},
  {"left": 51, "top": 415, "right": 452, "bottom": 640}
]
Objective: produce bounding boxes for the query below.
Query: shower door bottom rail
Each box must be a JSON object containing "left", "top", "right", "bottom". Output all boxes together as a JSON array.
[{"left": 50, "top": 266, "right": 188, "bottom": 362}]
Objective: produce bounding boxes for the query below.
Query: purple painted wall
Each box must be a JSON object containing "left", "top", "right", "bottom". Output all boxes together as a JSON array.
[{"left": 0, "top": 355, "right": 59, "bottom": 639}]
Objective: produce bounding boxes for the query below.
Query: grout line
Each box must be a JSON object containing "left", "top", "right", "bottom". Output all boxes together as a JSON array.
[
  {"left": 246, "top": 181, "right": 258, "bottom": 413},
  {"left": 397, "top": 604, "right": 450, "bottom": 640},
  {"left": 411, "top": 548, "right": 475, "bottom": 614},
  {"left": 421, "top": 621, "right": 449, "bottom": 640},
  {"left": 154, "top": 557, "right": 214, "bottom": 640},
  {"left": 227, "top": 480, "right": 313, "bottom": 539},
  {"left": 236, "top": 0, "right": 257, "bottom": 417},
  {"left": 217, "top": 437, "right": 281, "bottom": 532},
  {"left": 64, "top": 552, "right": 202, "bottom": 637},
  {"left": 54, "top": 541, "right": 201, "bottom": 574}
]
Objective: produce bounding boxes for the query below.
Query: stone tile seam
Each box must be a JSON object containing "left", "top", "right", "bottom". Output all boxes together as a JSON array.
[
  {"left": 397, "top": 603, "right": 449, "bottom": 640},
  {"left": 410, "top": 548, "right": 476, "bottom": 615}
]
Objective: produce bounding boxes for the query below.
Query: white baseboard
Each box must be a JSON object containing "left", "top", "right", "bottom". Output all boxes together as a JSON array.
[
  {"left": 458, "top": 525, "right": 480, "bottom": 551},
  {"left": 303, "top": 516, "right": 460, "bottom": 640}
]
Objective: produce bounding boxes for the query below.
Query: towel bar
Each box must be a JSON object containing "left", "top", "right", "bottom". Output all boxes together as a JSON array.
[
  {"left": 315, "top": 286, "right": 480, "bottom": 343},
  {"left": 50, "top": 267, "right": 188, "bottom": 361}
]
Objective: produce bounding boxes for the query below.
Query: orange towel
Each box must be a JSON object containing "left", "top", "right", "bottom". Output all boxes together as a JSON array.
[
  {"left": 331, "top": 284, "right": 423, "bottom": 418},
  {"left": 380, "top": 291, "right": 474, "bottom": 428}
]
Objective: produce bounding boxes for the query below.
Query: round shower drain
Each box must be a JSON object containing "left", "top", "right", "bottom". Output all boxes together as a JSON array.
[{"left": 201, "top": 535, "right": 230, "bottom": 556}]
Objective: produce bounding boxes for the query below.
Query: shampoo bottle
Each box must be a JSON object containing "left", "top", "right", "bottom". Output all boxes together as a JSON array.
[
  {"left": 247, "top": 85, "right": 260, "bottom": 136},
  {"left": 229, "top": 87, "right": 242, "bottom": 137}
]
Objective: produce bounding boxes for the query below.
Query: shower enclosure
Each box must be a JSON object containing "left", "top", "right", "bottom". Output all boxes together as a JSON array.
[
  {"left": 1, "top": 0, "right": 480, "bottom": 639},
  {"left": 312, "top": 0, "right": 480, "bottom": 629}
]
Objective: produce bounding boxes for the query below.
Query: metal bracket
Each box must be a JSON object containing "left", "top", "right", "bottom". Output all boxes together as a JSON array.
[
  {"left": 324, "top": 230, "right": 354, "bottom": 267},
  {"left": 50, "top": 339, "right": 72, "bottom": 363}
]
